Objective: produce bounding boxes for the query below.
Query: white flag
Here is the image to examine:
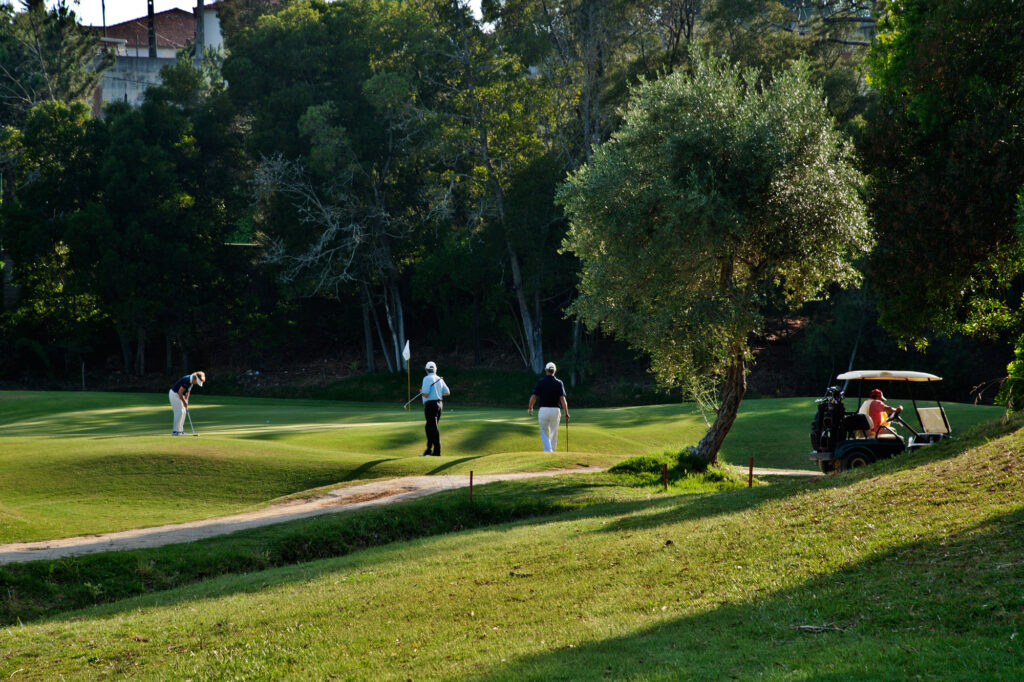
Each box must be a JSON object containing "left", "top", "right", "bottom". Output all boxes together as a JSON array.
[{"left": 402, "top": 340, "right": 411, "bottom": 361}]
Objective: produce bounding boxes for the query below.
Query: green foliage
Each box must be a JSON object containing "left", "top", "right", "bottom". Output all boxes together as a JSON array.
[
  {"left": 561, "top": 51, "right": 871, "bottom": 388},
  {"left": 865, "top": 0, "right": 1024, "bottom": 343},
  {"left": 0, "top": 0, "right": 111, "bottom": 129},
  {"left": 996, "top": 334, "right": 1024, "bottom": 411},
  {"left": 1, "top": 55, "right": 248, "bottom": 375}
]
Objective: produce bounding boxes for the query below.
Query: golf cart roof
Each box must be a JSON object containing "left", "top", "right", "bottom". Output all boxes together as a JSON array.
[{"left": 836, "top": 370, "right": 942, "bottom": 382}]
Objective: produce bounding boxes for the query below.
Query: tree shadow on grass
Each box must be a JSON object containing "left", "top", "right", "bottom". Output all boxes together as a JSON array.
[
  {"left": 469, "top": 507, "right": 1024, "bottom": 681},
  {"left": 5, "top": 427, "right": 1016, "bottom": 631},
  {"left": 0, "top": 482, "right": 709, "bottom": 626},
  {"left": 427, "top": 455, "right": 488, "bottom": 474},
  {"left": 454, "top": 421, "right": 534, "bottom": 452},
  {"left": 8, "top": 487, "right": 1022, "bottom": 680},
  {"left": 594, "top": 426, "right": 1024, "bottom": 537},
  {"left": 338, "top": 458, "right": 396, "bottom": 482}
]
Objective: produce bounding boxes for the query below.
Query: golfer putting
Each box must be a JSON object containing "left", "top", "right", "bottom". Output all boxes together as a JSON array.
[
  {"left": 419, "top": 361, "right": 450, "bottom": 457},
  {"left": 169, "top": 371, "right": 205, "bottom": 436},
  {"left": 528, "top": 362, "right": 570, "bottom": 452}
]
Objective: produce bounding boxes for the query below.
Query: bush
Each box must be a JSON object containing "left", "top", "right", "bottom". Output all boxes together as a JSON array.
[{"left": 609, "top": 449, "right": 713, "bottom": 476}]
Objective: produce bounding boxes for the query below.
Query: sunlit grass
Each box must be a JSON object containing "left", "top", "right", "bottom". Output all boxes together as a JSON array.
[
  {"left": 1, "top": 413, "right": 1021, "bottom": 679},
  {"left": 0, "top": 391, "right": 1004, "bottom": 543}
]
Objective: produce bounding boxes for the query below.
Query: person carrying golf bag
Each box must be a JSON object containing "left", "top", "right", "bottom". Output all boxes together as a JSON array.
[
  {"left": 419, "top": 361, "right": 450, "bottom": 457},
  {"left": 169, "top": 371, "right": 206, "bottom": 436},
  {"left": 528, "top": 362, "right": 570, "bottom": 452}
]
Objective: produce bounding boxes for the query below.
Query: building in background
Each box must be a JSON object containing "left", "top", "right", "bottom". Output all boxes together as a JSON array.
[{"left": 92, "top": 2, "right": 224, "bottom": 114}]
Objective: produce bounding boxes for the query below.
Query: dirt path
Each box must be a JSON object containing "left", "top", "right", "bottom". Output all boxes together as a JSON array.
[
  {"left": 0, "top": 465, "right": 817, "bottom": 565},
  {"left": 0, "top": 469, "right": 597, "bottom": 564}
]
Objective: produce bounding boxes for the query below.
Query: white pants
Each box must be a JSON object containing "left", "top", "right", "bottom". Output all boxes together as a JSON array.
[
  {"left": 169, "top": 390, "right": 186, "bottom": 434},
  {"left": 538, "top": 407, "right": 561, "bottom": 452}
]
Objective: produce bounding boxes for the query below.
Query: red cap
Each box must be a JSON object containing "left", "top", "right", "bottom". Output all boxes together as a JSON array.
[{"left": 869, "top": 389, "right": 883, "bottom": 399}]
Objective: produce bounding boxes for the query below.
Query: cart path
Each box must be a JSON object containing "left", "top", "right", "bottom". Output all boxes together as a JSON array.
[
  {"left": 0, "top": 465, "right": 816, "bottom": 564},
  {"left": 0, "top": 469, "right": 600, "bottom": 564}
]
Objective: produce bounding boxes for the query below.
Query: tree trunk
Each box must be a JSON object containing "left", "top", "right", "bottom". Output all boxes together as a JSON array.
[
  {"left": 389, "top": 281, "right": 406, "bottom": 371},
  {"left": 135, "top": 327, "right": 146, "bottom": 375},
  {"left": 459, "top": 36, "right": 544, "bottom": 375},
  {"left": 472, "top": 291, "right": 481, "bottom": 366},
  {"left": 361, "top": 295, "right": 376, "bottom": 373},
  {"left": 366, "top": 285, "right": 395, "bottom": 373},
  {"left": 117, "top": 326, "right": 134, "bottom": 375},
  {"left": 381, "top": 282, "right": 404, "bottom": 373},
  {"left": 507, "top": 242, "right": 544, "bottom": 373},
  {"left": 570, "top": 319, "right": 582, "bottom": 387},
  {"left": 694, "top": 347, "right": 747, "bottom": 465},
  {"left": 1, "top": 248, "right": 18, "bottom": 311}
]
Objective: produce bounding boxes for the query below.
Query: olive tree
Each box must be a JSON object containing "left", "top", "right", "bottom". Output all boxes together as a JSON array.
[{"left": 559, "top": 52, "right": 871, "bottom": 463}]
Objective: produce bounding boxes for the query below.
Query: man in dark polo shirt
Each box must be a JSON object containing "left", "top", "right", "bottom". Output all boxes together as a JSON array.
[{"left": 527, "top": 362, "right": 570, "bottom": 452}]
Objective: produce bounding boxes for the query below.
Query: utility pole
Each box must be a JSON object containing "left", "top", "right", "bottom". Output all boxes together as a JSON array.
[
  {"left": 147, "top": 0, "right": 157, "bottom": 59},
  {"left": 195, "top": 0, "right": 205, "bottom": 67}
]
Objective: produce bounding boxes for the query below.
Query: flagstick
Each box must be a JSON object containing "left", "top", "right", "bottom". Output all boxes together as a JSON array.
[{"left": 402, "top": 339, "right": 411, "bottom": 410}]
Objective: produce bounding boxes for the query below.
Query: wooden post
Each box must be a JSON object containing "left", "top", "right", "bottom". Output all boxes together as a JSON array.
[
  {"left": 748, "top": 457, "right": 754, "bottom": 488},
  {"left": 663, "top": 463, "right": 668, "bottom": 491}
]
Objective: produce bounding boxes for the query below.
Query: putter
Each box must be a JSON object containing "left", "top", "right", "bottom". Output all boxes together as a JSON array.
[{"left": 186, "top": 409, "right": 199, "bottom": 437}]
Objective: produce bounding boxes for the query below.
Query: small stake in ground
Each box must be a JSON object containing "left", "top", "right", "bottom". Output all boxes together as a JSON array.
[
  {"left": 748, "top": 457, "right": 753, "bottom": 487},
  {"left": 469, "top": 471, "right": 473, "bottom": 503},
  {"left": 663, "top": 463, "right": 668, "bottom": 491}
]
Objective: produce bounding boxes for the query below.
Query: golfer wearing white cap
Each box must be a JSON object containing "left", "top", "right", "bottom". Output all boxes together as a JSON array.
[
  {"left": 419, "top": 361, "right": 450, "bottom": 456},
  {"left": 528, "top": 362, "right": 570, "bottom": 452},
  {"left": 169, "top": 371, "right": 205, "bottom": 436}
]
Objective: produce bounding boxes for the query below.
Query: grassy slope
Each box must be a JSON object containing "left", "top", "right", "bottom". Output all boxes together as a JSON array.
[
  {"left": 1, "top": 417, "right": 1022, "bottom": 679},
  {"left": 0, "top": 391, "right": 1002, "bottom": 543}
]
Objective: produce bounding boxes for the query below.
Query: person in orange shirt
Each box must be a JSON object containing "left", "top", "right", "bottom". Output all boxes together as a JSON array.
[{"left": 862, "top": 388, "right": 903, "bottom": 437}]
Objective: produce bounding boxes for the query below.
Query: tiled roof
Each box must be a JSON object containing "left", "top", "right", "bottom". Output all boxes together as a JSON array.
[{"left": 101, "top": 9, "right": 196, "bottom": 50}]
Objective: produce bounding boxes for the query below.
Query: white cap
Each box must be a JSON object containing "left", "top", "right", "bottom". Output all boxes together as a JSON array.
[
  {"left": 192, "top": 371, "right": 206, "bottom": 387},
  {"left": 425, "top": 361, "right": 437, "bottom": 372},
  {"left": 545, "top": 362, "right": 556, "bottom": 372}
]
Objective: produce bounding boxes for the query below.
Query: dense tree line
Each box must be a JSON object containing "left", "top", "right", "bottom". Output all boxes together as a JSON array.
[{"left": 1, "top": 0, "right": 1022, "bottom": 446}]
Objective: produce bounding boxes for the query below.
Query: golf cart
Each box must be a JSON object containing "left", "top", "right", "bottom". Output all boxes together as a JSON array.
[{"left": 810, "top": 370, "right": 952, "bottom": 473}]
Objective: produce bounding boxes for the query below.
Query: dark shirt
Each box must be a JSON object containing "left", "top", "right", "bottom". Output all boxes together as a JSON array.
[
  {"left": 171, "top": 376, "right": 193, "bottom": 394},
  {"left": 532, "top": 375, "right": 566, "bottom": 408}
]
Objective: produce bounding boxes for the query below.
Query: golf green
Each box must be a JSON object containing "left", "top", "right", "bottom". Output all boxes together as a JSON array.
[{"left": 0, "top": 391, "right": 1003, "bottom": 543}]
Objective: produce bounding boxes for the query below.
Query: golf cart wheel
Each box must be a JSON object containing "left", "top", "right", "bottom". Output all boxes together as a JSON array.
[{"left": 841, "top": 449, "right": 873, "bottom": 471}]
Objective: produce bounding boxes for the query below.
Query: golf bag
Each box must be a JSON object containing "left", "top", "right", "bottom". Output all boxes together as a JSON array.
[{"left": 810, "top": 385, "right": 845, "bottom": 453}]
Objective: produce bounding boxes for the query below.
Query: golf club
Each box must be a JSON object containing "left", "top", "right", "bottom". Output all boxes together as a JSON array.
[
  {"left": 565, "top": 414, "right": 569, "bottom": 452},
  {"left": 186, "top": 408, "right": 199, "bottom": 437},
  {"left": 184, "top": 386, "right": 199, "bottom": 437},
  {"left": 405, "top": 376, "right": 444, "bottom": 409}
]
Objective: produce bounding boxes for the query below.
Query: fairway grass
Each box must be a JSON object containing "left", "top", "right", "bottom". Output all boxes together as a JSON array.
[
  {"left": 0, "top": 412, "right": 1021, "bottom": 679},
  {"left": 0, "top": 391, "right": 1003, "bottom": 544}
]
